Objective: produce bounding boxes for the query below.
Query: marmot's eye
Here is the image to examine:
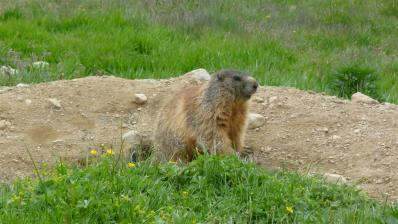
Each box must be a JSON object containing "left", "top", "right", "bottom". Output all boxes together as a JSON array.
[{"left": 233, "top": 76, "right": 241, "bottom": 81}]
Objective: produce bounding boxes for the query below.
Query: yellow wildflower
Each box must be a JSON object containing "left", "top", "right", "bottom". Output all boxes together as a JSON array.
[
  {"left": 128, "top": 162, "right": 136, "bottom": 168},
  {"left": 106, "top": 149, "right": 114, "bottom": 156},
  {"left": 168, "top": 161, "right": 177, "bottom": 165},
  {"left": 265, "top": 15, "right": 271, "bottom": 19},
  {"left": 286, "top": 206, "right": 294, "bottom": 214},
  {"left": 90, "top": 149, "right": 97, "bottom": 156},
  {"left": 182, "top": 191, "right": 189, "bottom": 197}
]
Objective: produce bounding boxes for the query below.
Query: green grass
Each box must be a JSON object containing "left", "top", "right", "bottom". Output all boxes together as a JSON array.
[
  {"left": 1, "top": 155, "right": 397, "bottom": 223},
  {"left": 0, "top": 0, "right": 397, "bottom": 102}
]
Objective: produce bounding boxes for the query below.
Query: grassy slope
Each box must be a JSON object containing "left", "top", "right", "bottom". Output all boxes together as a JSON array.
[
  {"left": 1, "top": 155, "right": 397, "bottom": 223},
  {"left": 0, "top": 0, "right": 397, "bottom": 102}
]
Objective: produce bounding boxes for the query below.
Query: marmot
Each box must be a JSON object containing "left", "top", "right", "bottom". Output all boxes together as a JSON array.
[{"left": 153, "top": 69, "right": 258, "bottom": 162}]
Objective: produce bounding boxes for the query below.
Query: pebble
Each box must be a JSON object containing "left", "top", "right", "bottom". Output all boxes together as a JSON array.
[
  {"left": 323, "top": 173, "right": 347, "bottom": 184},
  {"left": 375, "top": 179, "right": 384, "bottom": 184},
  {"left": 16, "top": 83, "right": 29, "bottom": 88},
  {"left": 185, "top": 68, "right": 211, "bottom": 81},
  {"left": 351, "top": 92, "right": 378, "bottom": 104},
  {"left": 248, "top": 113, "right": 266, "bottom": 129},
  {"left": 0, "top": 120, "right": 10, "bottom": 130},
  {"left": 254, "top": 97, "right": 264, "bottom": 103},
  {"left": 52, "top": 139, "right": 65, "bottom": 144},
  {"left": 122, "top": 130, "right": 151, "bottom": 148},
  {"left": 269, "top": 96, "right": 278, "bottom": 103},
  {"left": 133, "top": 94, "right": 147, "bottom": 105},
  {"left": 260, "top": 146, "right": 272, "bottom": 153},
  {"left": 331, "top": 135, "right": 342, "bottom": 140},
  {"left": 317, "top": 127, "right": 329, "bottom": 133},
  {"left": 48, "top": 98, "right": 62, "bottom": 109},
  {"left": 0, "top": 65, "right": 18, "bottom": 76},
  {"left": 122, "top": 130, "right": 139, "bottom": 142}
]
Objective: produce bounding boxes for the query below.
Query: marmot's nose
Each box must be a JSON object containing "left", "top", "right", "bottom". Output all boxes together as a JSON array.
[{"left": 252, "top": 82, "right": 258, "bottom": 91}]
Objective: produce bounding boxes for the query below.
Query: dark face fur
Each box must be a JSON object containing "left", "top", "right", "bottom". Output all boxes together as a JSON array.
[{"left": 215, "top": 69, "right": 258, "bottom": 100}]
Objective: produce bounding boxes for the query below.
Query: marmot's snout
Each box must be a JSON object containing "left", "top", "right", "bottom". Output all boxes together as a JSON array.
[{"left": 243, "top": 77, "right": 258, "bottom": 99}]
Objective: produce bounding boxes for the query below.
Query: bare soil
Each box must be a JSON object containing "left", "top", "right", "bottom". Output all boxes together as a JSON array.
[{"left": 0, "top": 74, "right": 397, "bottom": 202}]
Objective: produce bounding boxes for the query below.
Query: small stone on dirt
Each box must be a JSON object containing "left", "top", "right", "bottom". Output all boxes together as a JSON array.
[
  {"left": 323, "top": 173, "right": 347, "bottom": 184},
  {"left": 16, "top": 83, "right": 29, "bottom": 88},
  {"left": 0, "top": 120, "right": 9, "bottom": 130},
  {"left": 331, "top": 135, "right": 341, "bottom": 140},
  {"left": 269, "top": 96, "right": 278, "bottom": 103},
  {"left": 185, "top": 68, "right": 211, "bottom": 81},
  {"left": 32, "top": 61, "right": 50, "bottom": 69},
  {"left": 123, "top": 130, "right": 153, "bottom": 161},
  {"left": 25, "top": 99, "right": 32, "bottom": 105},
  {"left": 248, "top": 113, "right": 265, "bottom": 129},
  {"left": 122, "top": 130, "right": 139, "bottom": 143},
  {"left": 260, "top": 146, "right": 272, "bottom": 153},
  {"left": 52, "top": 139, "right": 65, "bottom": 144},
  {"left": 48, "top": 98, "right": 62, "bottom": 109},
  {"left": 133, "top": 94, "right": 147, "bottom": 105},
  {"left": 317, "top": 127, "right": 329, "bottom": 133},
  {"left": 351, "top": 92, "right": 378, "bottom": 104},
  {"left": 375, "top": 179, "right": 384, "bottom": 184},
  {"left": 254, "top": 97, "right": 264, "bottom": 103},
  {"left": 0, "top": 65, "right": 18, "bottom": 76}
]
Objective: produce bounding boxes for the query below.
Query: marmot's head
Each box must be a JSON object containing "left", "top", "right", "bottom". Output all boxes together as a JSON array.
[{"left": 213, "top": 69, "right": 258, "bottom": 100}]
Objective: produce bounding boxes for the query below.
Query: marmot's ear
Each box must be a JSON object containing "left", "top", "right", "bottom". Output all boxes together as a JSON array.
[{"left": 216, "top": 72, "right": 224, "bottom": 81}]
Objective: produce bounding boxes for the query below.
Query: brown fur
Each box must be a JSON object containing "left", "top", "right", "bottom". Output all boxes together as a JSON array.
[{"left": 153, "top": 69, "right": 258, "bottom": 162}]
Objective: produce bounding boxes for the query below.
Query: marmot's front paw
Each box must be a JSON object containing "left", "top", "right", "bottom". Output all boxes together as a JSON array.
[{"left": 239, "top": 146, "right": 254, "bottom": 158}]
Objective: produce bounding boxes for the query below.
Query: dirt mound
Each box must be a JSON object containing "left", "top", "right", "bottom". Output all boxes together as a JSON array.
[{"left": 0, "top": 74, "right": 397, "bottom": 202}]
